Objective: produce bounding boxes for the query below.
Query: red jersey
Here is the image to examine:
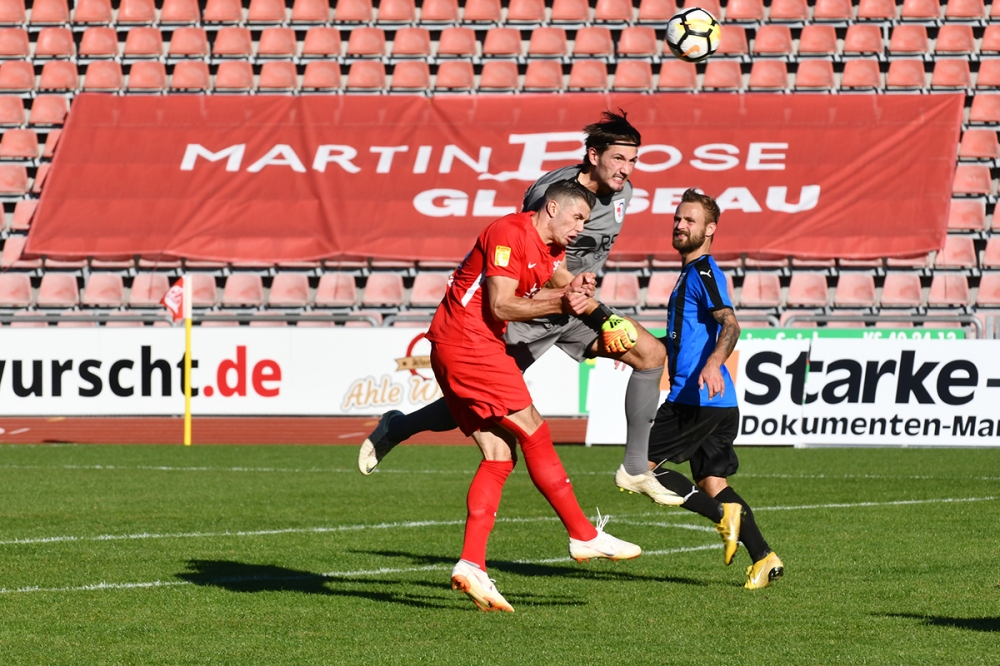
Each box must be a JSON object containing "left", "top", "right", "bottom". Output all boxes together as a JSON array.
[{"left": 427, "top": 212, "right": 565, "bottom": 350}]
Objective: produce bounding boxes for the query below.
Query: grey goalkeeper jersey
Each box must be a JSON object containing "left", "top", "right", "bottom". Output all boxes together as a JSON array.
[{"left": 521, "top": 165, "right": 633, "bottom": 277}]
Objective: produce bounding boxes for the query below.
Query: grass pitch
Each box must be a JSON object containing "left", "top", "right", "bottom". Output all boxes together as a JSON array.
[{"left": 0, "top": 443, "right": 997, "bottom": 665}]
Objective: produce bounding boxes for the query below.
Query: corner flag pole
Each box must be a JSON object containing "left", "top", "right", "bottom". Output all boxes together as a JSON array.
[{"left": 183, "top": 275, "right": 193, "bottom": 446}]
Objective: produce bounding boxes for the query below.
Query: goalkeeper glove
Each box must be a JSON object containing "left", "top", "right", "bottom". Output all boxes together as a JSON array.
[{"left": 601, "top": 315, "right": 637, "bottom": 354}]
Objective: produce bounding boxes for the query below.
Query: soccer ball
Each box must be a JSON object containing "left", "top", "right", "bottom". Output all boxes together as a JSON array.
[{"left": 666, "top": 7, "right": 721, "bottom": 63}]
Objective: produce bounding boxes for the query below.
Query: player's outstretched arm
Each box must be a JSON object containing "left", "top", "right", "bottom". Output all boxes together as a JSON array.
[
  {"left": 698, "top": 307, "right": 741, "bottom": 399},
  {"left": 486, "top": 275, "right": 585, "bottom": 322}
]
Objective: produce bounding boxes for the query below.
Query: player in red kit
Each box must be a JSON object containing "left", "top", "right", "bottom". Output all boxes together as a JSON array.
[{"left": 427, "top": 179, "right": 641, "bottom": 613}]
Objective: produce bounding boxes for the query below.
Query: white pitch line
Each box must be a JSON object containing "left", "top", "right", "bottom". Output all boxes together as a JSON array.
[
  {"left": 0, "top": 544, "right": 722, "bottom": 596},
  {"left": 754, "top": 496, "right": 996, "bottom": 512}
]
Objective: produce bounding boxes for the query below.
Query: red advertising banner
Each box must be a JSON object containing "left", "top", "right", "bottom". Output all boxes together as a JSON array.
[{"left": 26, "top": 93, "right": 962, "bottom": 262}]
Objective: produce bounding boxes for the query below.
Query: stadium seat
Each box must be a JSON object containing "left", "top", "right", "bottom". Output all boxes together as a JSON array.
[
  {"left": 347, "top": 28, "right": 386, "bottom": 57},
  {"left": 834, "top": 273, "right": 877, "bottom": 307},
  {"left": 73, "top": 0, "right": 111, "bottom": 23},
  {"left": 126, "top": 61, "right": 166, "bottom": 91},
  {"left": 420, "top": 0, "right": 458, "bottom": 22},
  {"left": 378, "top": 0, "right": 416, "bottom": 22},
  {"left": 29, "top": 0, "right": 69, "bottom": 24},
  {"left": 813, "top": 0, "right": 852, "bottom": 20},
  {"left": 946, "top": 0, "right": 985, "bottom": 17},
  {"left": 161, "top": 0, "right": 200, "bottom": 23},
  {"left": 617, "top": 26, "right": 658, "bottom": 56},
  {"left": 437, "top": 28, "right": 477, "bottom": 57},
  {"left": 752, "top": 25, "right": 793, "bottom": 55},
  {"left": 0, "top": 272, "right": 30, "bottom": 306},
  {"left": 959, "top": 130, "right": 999, "bottom": 161},
  {"left": 392, "top": 28, "right": 431, "bottom": 57},
  {"left": 186, "top": 274, "right": 217, "bottom": 307},
  {"left": 574, "top": 27, "right": 613, "bottom": 56},
  {"left": 901, "top": 0, "right": 939, "bottom": 19},
  {"left": 928, "top": 274, "right": 969, "bottom": 306},
  {"left": 948, "top": 198, "right": 987, "bottom": 231},
  {"left": 748, "top": 61, "right": 787, "bottom": 90},
  {"left": 409, "top": 272, "right": 448, "bottom": 307},
  {"left": 435, "top": 60, "right": 474, "bottom": 90},
  {"left": 717, "top": 25, "right": 749, "bottom": 56},
  {"left": 204, "top": 0, "right": 242, "bottom": 23},
  {"left": 483, "top": 28, "right": 521, "bottom": 57},
  {"left": 168, "top": 28, "right": 209, "bottom": 57},
  {"left": 29, "top": 162, "right": 47, "bottom": 193},
  {"left": 931, "top": 60, "right": 971, "bottom": 90},
  {"left": 507, "top": 0, "right": 545, "bottom": 22},
  {"left": 266, "top": 273, "right": 309, "bottom": 307},
  {"left": 302, "top": 27, "right": 342, "bottom": 57},
  {"left": 0, "top": 163, "right": 25, "bottom": 193},
  {"left": 35, "top": 27, "right": 74, "bottom": 57},
  {"left": 258, "top": 28, "right": 297, "bottom": 58},
  {"left": 770, "top": 0, "right": 808, "bottom": 20},
  {"left": 462, "top": 0, "right": 501, "bottom": 22},
  {"left": 528, "top": 27, "right": 568, "bottom": 57},
  {"left": 886, "top": 60, "right": 926, "bottom": 90},
  {"left": 41, "top": 128, "right": 61, "bottom": 157},
  {"left": 248, "top": 0, "right": 286, "bottom": 23},
  {"left": 127, "top": 273, "right": 169, "bottom": 307},
  {"left": 703, "top": 60, "right": 742, "bottom": 90},
  {"left": 118, "top": 0, "right": 156, "bottom": 23},
  {"left": 889, "top": 25, "right": 928, "bottom": 55},
  {"left": 315, "top": 273, "right": 357, "bottom": 306},
  {"left": 0, "top": 234, "right": 37, "bottom": 267},
  {"left": 935, "top": 236, "right": 977, "bottom": 269},
  {"left": 346, "top": 60, "right": 386, "bottom": 91},
  {"left": 841, "top": 59, "right": 881, "bottom": 90},
  {"left": 637, "top": 0, "right": 677, "bottom": 22},
  {"left": 523, "top": 60, "right": 563, "bottom": 90},
  {"left": 786, "top": 273, "right": 829, "bottom": 307},
  {"left": 885, "top": 253, "right": 931, "bottom": 268},
  {"left": 687, "top": 0, "right": 721, "bottom": 17},
  {"left": 0, "top": 96, "right": 22, "bottom": 126},
  {"left": 798, "top": 25, "right": 838, "bottom": 56},
  {"left": 977, "top": 61, "right": 1000, "bottom": 89},
  {"left": 725, "top": 0, "right": 764, "bottom": 21},
  {"left": 258, "top": 61, "right": 297, "bottom": 91},
  {"left": 38, "top": 60, "right": 76, "bottom": 91},
  {"left": 613, "top": 60, "right": 653, "bottom": 91},
  {"left": 213, "top": 27, "right": 252, "bottom": 57},
  {"left": 221, "top": 274, "right": 264, "bottom": 307},
  {"left": 982, "top": 237, "right": 1000, "bottom": 268},
  {"left": 334, "top": 0, "right": 372, "bottom": 22},
  {"left": 36, "top": 273, "right": 79, "bottom": 307},
  {"left": 795, "top": 60, "right": 835, "bottom": 90},
  {"left": 123, "top": 27, "right": 163, "bottom": 58},
  {"left": 0, "top": 28, "right": 28, "bottom": 57},
  {"left": 738, "top": 273, "right": 781, "bottom": 308},
  {"left": 81, "top": 273, "right": 125, "bottom": 307},
  {"left": 970, "top": 96, "right": 1000, "bottom": 127},
  {"left": 362, "top": 273, "right": 404, "bottom": 306},
  {"left": 857, "top": 0, "right": 896, "bottom": 19},
  {"left": 568, "top": 60, "right": 607, "bottom": 90},
  {"left": 9, "top": 199, "right": 33, "bottom": 231},
  {"left": 0, "top": 128, "right": 37, "bottom": 159},
  {"left": 169, "top": 60, "right": 210, "bottom": 90},
  {"left": 79, "top": 27, "right": 118, "bottom": 57},
  {"left": 214, "top": 61, "right": 253, "bottom": 91},
  {"left": 478, "top": 60, "right": 518, "bottom": 90},
  {"left": 0, "top": 0, "right": 25, "bottom": 25},
  {"left": 981, "top": 26, "right": 1000, "bottom": 55},
  {"left": 0, "top": 64, "right": 29, "bottom": 94},
  {"left": 390, "top": 61, "right": 430, "bottom": 91},
  {"left": 936, "top": 25, "right": 975, "bottom": 56},
  {"left": 302, "top": 61, "right": 341, "bottom": 90},
  {"left": 291, "top": 0, "right": 329, "bottom": 22},
  {"left": 596, "top": 273, "right": 639, "bottom": 307},
  {"left": 644, "top": 272, "right": 678, "bottom": 308},
  {"left": 843, "top": 24, "right": 882, "bottom": 55},
  {"left": 976, "top": 272, "right": 1000, "bottom": 305},
  {"left": 658, "top": 60, "right": 697, "bottom": 91},
  {"left": 880, "top": 273, "right": 922, "bottom": 307},
  {"left": 551, "top": 0, "right": 589, "bottom": 22},
  {"left": 595, "top": 0, "right": 633, "bottom": 21},
  {"left": 953, "top": 164, "right": 994, "bottom": 195},
  {"left": 83, "top": 61, "right": 123, "bottom": 91}
]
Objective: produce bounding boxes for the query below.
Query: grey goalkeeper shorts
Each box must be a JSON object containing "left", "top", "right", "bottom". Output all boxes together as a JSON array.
[{"left": 504, "top": 315, "right": 601, "bottom": 371}]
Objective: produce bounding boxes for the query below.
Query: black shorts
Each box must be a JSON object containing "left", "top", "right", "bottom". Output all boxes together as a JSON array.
[{"left": 647, "top": 402, "right": 740, "bottom": 481}]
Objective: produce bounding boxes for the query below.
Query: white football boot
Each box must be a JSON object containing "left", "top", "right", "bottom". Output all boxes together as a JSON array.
[
  {"left": 450, "top": 560, "right": 514, "bottom": 612},
  {"left": 358, "top": 410, "right": 402, "bottom": 475},
  {"left": 615, "top": 464, "right": 685, "bottom": 506},
  {"left": 569, "top": 510, "right": 642, "bottom": 563}
]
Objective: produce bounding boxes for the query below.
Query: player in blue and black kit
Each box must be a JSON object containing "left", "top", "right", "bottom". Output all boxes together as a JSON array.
[{"left": 648, "top": 188, "right": 784, "bottom": 590}]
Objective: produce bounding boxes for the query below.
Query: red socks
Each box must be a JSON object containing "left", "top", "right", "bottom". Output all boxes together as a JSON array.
[
  {"left": 517, "top": 422, "right": 598, "bottom": 542},
  {"left": 460, "top": 460, "right": 513, "bottom": 569}
]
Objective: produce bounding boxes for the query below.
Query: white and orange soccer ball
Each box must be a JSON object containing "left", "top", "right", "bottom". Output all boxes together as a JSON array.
[{"left": 665, "top": 7, "right": 721, "bottom": 63}]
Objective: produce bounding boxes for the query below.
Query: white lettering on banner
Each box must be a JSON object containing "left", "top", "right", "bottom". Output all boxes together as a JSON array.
[
  {"left": 651, "top": 188, "right": 691, "bottom": 214},
  {"left": 716, "top": 187, "right": 763, "bottom": 213},
  {"left": 370, "top": 146, "right": 409, "bottom": 173},
  {"left": 690, "top": 144, "right": 740, "bottom": 171},
  {"left": 246, "top": 144, "right": 306, "bottom": 173},
  {"left": 746, "top": 143, "right": 789, "bottom": 171},
  {"left": 626, "top": 188, "right": 649, "bottom": 215},
  {"left": 766, "top": 185, "right": 821, "bottom": 213},
  {"left": 413, "top": 189, "right": 468, "bottom": 217},
  {"left": 313, "top": 145, "right": 361, "bottom": 174},
  {"left": 634, "top": 145, "right": 682, "bottom": 173},
  {"left": 413, "top": 145, "right": 433, "bottom": 174},
  {"left": 472, "top": 190, "right": 516, "bottom": 217},
  {"left": 180, "top": 144, "right": 246, "bottom": 172},
  {"left": 479, "top": 132, "right": 586, "bottom": 182},
  {"left": 439, "top": 145, "right": 492, "bottom": 174}
]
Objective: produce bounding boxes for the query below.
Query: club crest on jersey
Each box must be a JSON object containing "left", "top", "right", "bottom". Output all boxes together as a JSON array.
[
  {"left": 494, "top": 245, "right": 511, "bottom": 267},
  {"left": 614, "top": 199, "right": 626, "bottom": 224}
]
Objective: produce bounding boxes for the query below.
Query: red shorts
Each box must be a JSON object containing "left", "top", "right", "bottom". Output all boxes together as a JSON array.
[{"left": 429, "top": 341, "right": 533, "bottom": 436}]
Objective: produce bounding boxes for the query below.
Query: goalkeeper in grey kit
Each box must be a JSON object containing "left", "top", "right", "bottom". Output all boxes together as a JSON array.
[{"left": 359, "top": 110, "right": 680, "bottom": 505}]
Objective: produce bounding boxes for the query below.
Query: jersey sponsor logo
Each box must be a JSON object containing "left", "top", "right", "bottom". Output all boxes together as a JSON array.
[
  {"left": 614, "top": 199, "right": 625, "bottom": 224},
  {"left": 494, "top": 245, "right": 511, "bottom": 267}
]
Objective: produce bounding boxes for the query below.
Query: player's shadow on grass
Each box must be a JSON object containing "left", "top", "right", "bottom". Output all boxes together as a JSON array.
[{"left": 885, "top": 613, "right": 1000, "bottom": 632}]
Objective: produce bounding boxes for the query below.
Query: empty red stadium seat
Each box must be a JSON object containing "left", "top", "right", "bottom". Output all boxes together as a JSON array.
[
  {"left": 889, "top": 25, "right": 928, "bottom": 55},
  {"left": 222, "top": 274, "right": 264, "bottom": 306},
  {"left": 73, "top": 0, "right": 111, "bottom": 23},
  {"left": 936, "top": 25, "right": 975, "bottom": 55},
  {"left": 315, "top": 273, "right": 357, "bottom": 306},
  {"left": 597, "top": 273, "right": 640, "bottom": 307},
  {"left": 0, "top": 27, "right": 28, "bottom": 57},
  {"left": 258, "top": 28, "right": 297, "bottom": 57},
  {"left": 841, "top": 59, "right": 881, "bottom": 90},
  {"left": 523, "top": 60, "right": 563, "bottom": 90},
  {"left": 378, "top": 0, "right": 416, "bottom": 22},
  {"left": 169, "top": 60, "right": 210, "bottom": 90},
  {"left": 421, "top": 0, "right": 458, "bottom": 21},
  {"left": 886, "top": 60, "right": 926, "bottom": 90},
  {"left": 658, "top": 60, "right": 697, "bottom": 91},
  {"left": 213, "top": 27, "right": 252, "bottom": 57},
  {"left": 551, "top": 0, "right": 589, "bottom": 22},
  {"left": 932, "top": 60, "right": 971, "bottom": 89},
  {"left": 740, "top": 273, "right": 781, "bottom": 308},
  {"left": 970, "top": 95, "right": 1000, "bottom": 124},
  {"left": 0, "top": 62, "right": 34, "bottom": 92},
  {"left": 953, "top": 164, "right": 994, "bottom": 195},
  {"left": 37, "top": 273, "right": 79, "bottom": 307},
  {"left": 302, "top": 27, "right": 341, "bottom": 57},
  {"left": 161, "top": 0, "right": 200, "bottom": 23},
  {"left": 0, "top": 163, "right": 25, "bottom": 194},
  {"left": 167, "top": 28, "right": 208, "bottom": 57},
  {"left": 613, "top": 60, "right": 653, "bottom": 91},
  {"left": 0, "top": 0, "right": 25, "bottom": 24},
  {"left": 334, "top": 0, "right": 372, "bottom": 21},
  {"left": 41, "top": 129, "right": 60, "bottom": 157},
  {"left": 983, "top": 238, "right": 1000, "bottom": 268},
  {"left": 928, "top": 274, "right": 969, "bottom": 306},
  {"left": 123, "top": 27, "right": 163, "bottom": 57},
  {"left": 391, "top": 60, "right": 430, "bottom": 91},
  {"left": 595, "top": 0, "right": 633, "bottom": 21},
  {"left": 786, "top": 273, "right": 828, "bottom": 307},
  {"left": 30, "top": 162, "right": 48, "bottom": 193},
  {"left": 0, "top": 128, "right": 37, "bottom": 159},
  {"left": 881, "top": 273, "right": 922, "bottom": 307},
  {"left": 749, "top": 61, "right": 787, "bottom": 90},
  {"left": 795, "top": 60, "right": 835, "bottom": 90},
  {"left": 83, "top": 61, "right": 122, "bottom": 91},
  {"left": 753, "top": 25, "right": 793, "bottom": 55},
  {"left": 637, "top": 0, "right": 677, "bottom": 21},
  {"left": 948, "top": 199, "right": 987, "bottom": 231},
  {"left": 258, "top": 61, "right": 297, "bottom": 91},
  {"left": 959, "top": 130, "right": 999, "bottom": 160},
  {"left": 347, "top": 28, "right": 386, "bottom": 57},
  {"left": 479, "top": 60, "right": 518, "bottom": 90},
  {"left": 437, "top": 28, "right": 476, "bottom": 57},
  {"left": 717, "top": 25, "right": 748, "bottom": 55},
  {"left": 843, "top": 24, "right": 882, "bottom": 54},
  {"left": 618, "top": 26, "right": 658, "bottom": 56},
  {"left": 79, "top": 26, "right": 118, "bottom": 57},
  {"left": 798, "top": 25, "right": 837, "bottom": 56},
  {"left": 462, "top": 0, "right": 501, "bottom": 22},
  {"left": 346, "top": 60, "right": 385, "bottom": 90},
  {"left": 644, "top": 272, "right": 678, "bottom": 308},
  {"left": 483, "top": 28, "right": 521, "bottom": 56},
  {"left": 770, "top": 0, "right": 808, "bottom": 19},
  {"left": 435, "top": 60, "right": 474, "bottom": 90},
  {"left": 977, "top": 61, "right": 1000, "bottom": 89},
  {"left": 814, "top": 0, "right": 852, "bottom": 19},
  {"left": 35, "top": 27, "right": 74, "bottom": 57},
  {"left": 857, "top": 0, "right": 896, "bottom": 18},
  {"left": 302, "top": 61, "right": 341, "bottom": 89},
  {"left": 982, "top": 26, "right": 1000, "bottom": 55},
  {"left": 248, "top": 0, "right": 286, "bottom": 22},
  {"left": 935, "top": 236, "right": 977, "bottom": 269},
  {"left": 204, "top": 0, "right": 242, "bottom": 22},
  {"left": 214, "top": 60, "right": 253, "bottom": 91},
  {"left": 726, "top": 0, "right": 764, "bottom": 21},
  {"left": 119, "top": 0, "right": 156, "bottom": 23},
  {"left": 901, "top": 0, "right": 939, "bottom": 18},
  {"left": 834, "top": 274, "right": 877, "bottom": 307},
  {"left": 0, "top": 272, "right": 30, "bottom": 306},
  {"left": 507, "top": 0, "right": 545, "bottom": 22},
  {"left": 30, "top": 0, "right": 69, "bottom": 23},
  {"left": 127, "top": 273, "right": 169, "bottom": 307},
  {"left": 946, "top": 0, "right": 985, "bottom": 17},
  {"left": 528, "top": 27, "right": 568, "bottom": 56},
  {"left": 393, "top": 27, "right": 431, "bottom": 57},
  {"left": 410, "top": 272, "right": 448, "bottom": 307},
  {"left": 977, "top": 272, "right": 1000, "bottom": 305},
  {"left": 81, "top": 273, "right": 125, "bottom": 307},
  {"left": 10, "top": 199, "right": 34, "bottom": 232},
  {"left": 39, "top": 60, "right": 77, "bottom": 91},
  {"left": 0, "top": 234, "right": 36, "bottom": 267},
  {"left": 703, "top": 60, "right": 742, "bottom": 90},
  {"left": 568, "top": 60, "right": 607, "bottom": 90},
  {"left": 291, "top": 0, "right": 329, "bottom": 22},
  {"left": 265, "top": 273, "right": 309, "bottom": 307},
  {"left": 186, "top": 274, "right": 217, "bottom": 307},
  {"left": 574, "top": 27, "right": 613, "bottom": 56},
  {"left": 686, "top": 0, "right": 721, "bottom": 17},
  {"left": 363, "top": 273, "right": 404, "bottom": 306},
  {"left": 126, "top": 61, "right": 166, "bottom": 91},
  {"left": 0, "top": 96, "right": 22, "bottom": 126}
]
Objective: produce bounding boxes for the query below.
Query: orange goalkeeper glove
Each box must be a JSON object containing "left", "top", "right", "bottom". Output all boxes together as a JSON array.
[{"left": 601, "top": 315, "right": 637, "bottom": 354}]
